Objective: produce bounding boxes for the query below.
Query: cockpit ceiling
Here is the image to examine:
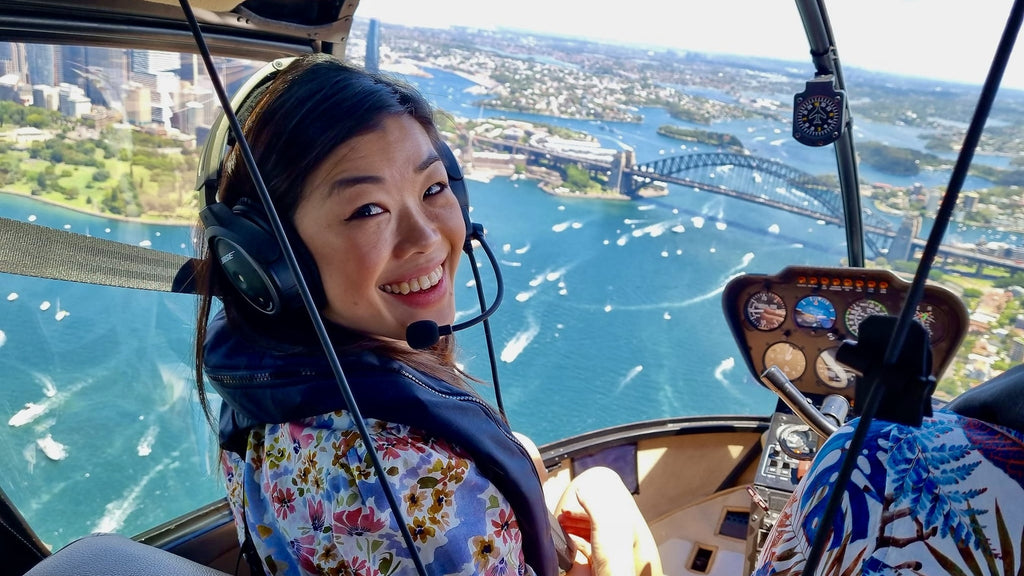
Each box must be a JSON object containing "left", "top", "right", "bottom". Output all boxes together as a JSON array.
[{"left": 0, "top": 0, "right": 360, "bottom": 58}]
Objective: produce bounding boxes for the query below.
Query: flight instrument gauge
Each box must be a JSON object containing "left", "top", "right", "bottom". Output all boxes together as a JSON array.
[
  {"left": 845, "top": 298, "right": 888, "bottom": 337},
  {"left": 914, "top": 303, "right": 947, "bottom": 344},
  {"left": 794, "top": 295, "right": 836, "bottom": 330},
  {"left": 815, "top": 347, "right": 857, "bottom": 389},
  {"left": 745, "top": 290, "right": 787, "bottom": 331},
  {"left": 793, "top": 77, "right": 846, "bottom": 147},
  {"left": 764, "top": 341, "right": 806, "bottom": 380}
]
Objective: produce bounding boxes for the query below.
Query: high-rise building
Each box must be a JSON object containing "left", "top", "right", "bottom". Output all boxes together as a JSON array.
[
  {"left": 123, "top": 81, "right": 152, "bottom": 125},
  {"left": 32, "top": 84, "right": 60, "bottom": 110},
  {"left": 25, "top": 44, "right": 56, "bottom": 86},
  {"left": 81, "top": 46, "right": 128, "bottom": 108},
  {"left": 365, "top": 19, "right": 381, "bottom": 73},
  {"left": 58, "top": 83, "right": 91, "bottom": 117},
  {"left": 0, "top": 42, "right": 13, "bottom": 75},
  {"left": 177, "top": 100, "right": 204, "bottom": 135},
  {"left": 5, "top": 42, "right": 27, "bottom": 81}
]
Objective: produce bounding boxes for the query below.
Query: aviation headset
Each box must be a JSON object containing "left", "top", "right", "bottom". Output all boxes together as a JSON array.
[{"left": 196, "top": 56, "right": 474, "bottom": 317}]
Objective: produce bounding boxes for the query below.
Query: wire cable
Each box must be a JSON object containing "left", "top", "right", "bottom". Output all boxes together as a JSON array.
[
  {"left": 466, "top": 232, "right": 507, "bottom": 419},
  {"left": 801, "top": 0, "right": 1024, "bottom": 572}
]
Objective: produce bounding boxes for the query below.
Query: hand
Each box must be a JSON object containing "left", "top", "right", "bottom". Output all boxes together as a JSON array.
[{"left": 555, "top": 467, "right": 662, "bottom": 576}]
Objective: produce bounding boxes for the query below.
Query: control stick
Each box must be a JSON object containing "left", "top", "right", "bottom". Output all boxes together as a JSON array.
[{"left": 761, "top": 366, "right": 850, "bottom": 438}]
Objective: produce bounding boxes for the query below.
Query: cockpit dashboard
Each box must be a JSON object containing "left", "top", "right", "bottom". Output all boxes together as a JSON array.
[{"left": 723, "top": 266, "right": 969, "bottom": 403}]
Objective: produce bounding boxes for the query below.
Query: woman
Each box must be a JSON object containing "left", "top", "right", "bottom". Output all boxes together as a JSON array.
[{"left": 193, "top": 53, "right": 661, "bottom": 576}]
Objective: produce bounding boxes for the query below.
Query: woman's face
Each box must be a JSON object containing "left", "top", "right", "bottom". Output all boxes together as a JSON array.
[{"left": 293, "top": 115, "right": 465, "bottom": 343}]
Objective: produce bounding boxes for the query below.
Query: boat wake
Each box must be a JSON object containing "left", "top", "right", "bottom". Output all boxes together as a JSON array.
[
  {"left": 726, "top": 252, "right": 756, "bottom": 276},
  {"left": 500, "top": 318, "right": 540, "bottom": 363},
  {"left": 93, "top": 455, "right": 176, "bottom": 533},
  {"left": 713, "top": 357, "right": 736, "bottom": 387},
  {"left": 616, "top": 365, "right": 644, "bottom": 392},
  {"left": 8, "top": 377, "right": 88, "bottom": 426},
  {"left": 137, "top": 425, "right": 159, "bottom": 457}
]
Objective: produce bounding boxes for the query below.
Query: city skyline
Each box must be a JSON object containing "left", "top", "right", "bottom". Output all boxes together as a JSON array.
[{"left": 355, "top": 0, "right": 1024, "bottom": 90}]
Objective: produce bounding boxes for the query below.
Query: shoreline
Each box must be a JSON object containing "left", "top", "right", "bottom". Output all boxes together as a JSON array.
[{"left": 0, "top": 189, "right": 193, "bottom": 228}]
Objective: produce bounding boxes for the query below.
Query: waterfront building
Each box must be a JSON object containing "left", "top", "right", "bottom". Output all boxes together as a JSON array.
[{"left": 32, "top": 84, "right": 59, "bottom": 110}]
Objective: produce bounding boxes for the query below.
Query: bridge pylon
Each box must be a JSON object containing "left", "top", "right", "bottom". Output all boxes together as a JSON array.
[
  {"left": 609, "top": 149, "right": 636, "bottom": 196},
  {"left": 889, "top": 215, "right": 922, "bottom": 262}
]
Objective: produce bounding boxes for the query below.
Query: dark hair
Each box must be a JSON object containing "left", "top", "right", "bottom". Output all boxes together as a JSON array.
[{"left": 194, "top": 53, "right": 469, "bottom": 421}]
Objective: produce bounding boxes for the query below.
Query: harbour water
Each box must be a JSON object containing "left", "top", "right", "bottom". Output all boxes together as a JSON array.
[{"left": 1, "top": 65, "right": 1018, "bottom": 550}]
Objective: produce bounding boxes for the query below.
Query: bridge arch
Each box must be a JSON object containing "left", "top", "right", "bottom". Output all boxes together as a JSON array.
[{"left": 627, "top": 152, "right": 895, "bottom": 257}]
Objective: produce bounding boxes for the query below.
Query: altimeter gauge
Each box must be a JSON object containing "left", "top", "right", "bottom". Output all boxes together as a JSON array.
[{"left": 793, "top": 77, "right": 846, "bottom": 147}]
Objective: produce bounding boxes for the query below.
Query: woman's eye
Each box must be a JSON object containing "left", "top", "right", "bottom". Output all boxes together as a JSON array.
[
  {"left": 347, "top": 203, "right": 384, "bottom": 220},
  {"left": 425, "top": 182, "right": 449, "bottom": 197}
]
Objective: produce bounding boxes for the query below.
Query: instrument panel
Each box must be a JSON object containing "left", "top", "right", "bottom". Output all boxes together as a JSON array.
[{"left": 723, "top": 266, "right": 968, "bottom": 401}]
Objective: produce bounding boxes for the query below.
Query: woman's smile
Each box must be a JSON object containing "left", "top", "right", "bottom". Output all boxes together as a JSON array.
[{"left": 379, "top": 264, "right": 445, "bottom": 295}]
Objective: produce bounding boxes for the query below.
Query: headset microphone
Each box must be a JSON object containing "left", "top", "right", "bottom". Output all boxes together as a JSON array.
[
  {"left": 406, "top": 224, "right": 505, "bottom": 350},
  {"left": 406, "top": 320, "right": 453, "bottom": 350}
]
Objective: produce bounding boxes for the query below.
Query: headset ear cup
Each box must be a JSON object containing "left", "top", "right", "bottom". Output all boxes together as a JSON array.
[
  {"left": 435, "top": 141, "right": 473, "bottom": 240},
  {"left": 201, "top": 199, "right": 325, "bottom": 315}
]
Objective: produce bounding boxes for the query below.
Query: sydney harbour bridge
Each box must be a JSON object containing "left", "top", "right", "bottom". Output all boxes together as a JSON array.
[
  {"left": 470, "top": 135, "right": 1024, "bottom": 274},
  {"left": 471, "top": 135, "right": 900, "bottom": 258}
]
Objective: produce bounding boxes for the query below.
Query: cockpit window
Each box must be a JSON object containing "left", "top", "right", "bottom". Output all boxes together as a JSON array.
[
  {"left": 0, "top": 42, "right": 259, "bottom": 549},
  {"left": 1, "top": 1, "right": 1022, "bottom": 551}
]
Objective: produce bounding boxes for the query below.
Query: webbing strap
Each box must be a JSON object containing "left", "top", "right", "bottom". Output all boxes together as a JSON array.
[{"left": 0, "top": 217, "right": 191, "bottom": 292}]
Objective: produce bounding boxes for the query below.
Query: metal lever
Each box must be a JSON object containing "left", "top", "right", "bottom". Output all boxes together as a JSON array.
[{"left": 761, "top": 366, "right": 849, "bottom": 438}]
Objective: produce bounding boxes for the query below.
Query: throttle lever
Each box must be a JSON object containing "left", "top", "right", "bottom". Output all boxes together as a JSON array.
[{"left": 761, "top": 366, "right": 850, "bottom": 438}]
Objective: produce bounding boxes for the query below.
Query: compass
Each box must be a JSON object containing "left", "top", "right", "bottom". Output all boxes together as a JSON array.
[{"left": 793, "top": 77, "right": 846, "bottom": 147}]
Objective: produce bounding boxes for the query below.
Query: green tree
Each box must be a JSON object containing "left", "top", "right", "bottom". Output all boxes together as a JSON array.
[{"left": 564, "top": 163, "right": 595, "bottom": 191}]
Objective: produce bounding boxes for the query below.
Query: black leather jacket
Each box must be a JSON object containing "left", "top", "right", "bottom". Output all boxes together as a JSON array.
[{"left": 203, "top": 310, "right": 561, "bottom": 576}]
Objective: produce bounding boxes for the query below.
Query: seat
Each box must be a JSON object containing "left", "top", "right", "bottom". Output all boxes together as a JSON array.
[
  {"left": 23, "top": 533, "right": 231, "bottom": 576},
  {"left": 752, "top": 365, "right": 1024, "bottom": 575},
  {"left": 946, "top": 362, "right": 1024, "bottom": 433}
]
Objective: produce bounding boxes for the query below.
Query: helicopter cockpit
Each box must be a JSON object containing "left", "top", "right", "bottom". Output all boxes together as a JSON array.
[{"left": 1, "top": 1, "right": 1023, "bottom": 575}]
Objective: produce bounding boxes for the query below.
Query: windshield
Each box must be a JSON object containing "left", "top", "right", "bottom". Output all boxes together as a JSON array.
[{"left": 1, "top": 0, "right": 1022, "bottom": 552}]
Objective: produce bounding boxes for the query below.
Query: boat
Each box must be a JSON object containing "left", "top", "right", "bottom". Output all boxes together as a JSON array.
[{"left": 0, "top": 1, "right": 1022, "bottom": 575}]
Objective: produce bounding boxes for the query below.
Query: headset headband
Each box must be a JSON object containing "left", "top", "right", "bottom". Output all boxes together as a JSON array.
[{"left": 196, "top": 56, "right": 297, "bottom": 207}]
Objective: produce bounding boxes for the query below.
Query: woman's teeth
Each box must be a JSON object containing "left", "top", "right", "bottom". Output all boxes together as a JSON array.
[{"left": 380, "top": 265, "right": 444, "bottom": 295}]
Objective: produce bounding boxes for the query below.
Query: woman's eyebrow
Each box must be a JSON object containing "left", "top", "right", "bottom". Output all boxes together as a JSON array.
[
  {"left": 325, "top": 174, "right": 380, "bottom": 197},
  {"left": 326, "top": 152, "right": 444, "bottom": 195},
  {"left": 416, "top": 152, "right": 442, "bottom": 173}
]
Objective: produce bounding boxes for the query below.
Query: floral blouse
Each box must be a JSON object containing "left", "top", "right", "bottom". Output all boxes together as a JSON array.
[
  {"left": 222, "top": 410, "right": 533, "bottom": 576},
  {"left": 753, "top": 410, "right": 1024, "bottom": 575}
]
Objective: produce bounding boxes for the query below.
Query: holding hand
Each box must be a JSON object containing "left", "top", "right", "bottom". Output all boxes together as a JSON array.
[{"left": 555, "top": 467, "right": 663, "bottom": 576}]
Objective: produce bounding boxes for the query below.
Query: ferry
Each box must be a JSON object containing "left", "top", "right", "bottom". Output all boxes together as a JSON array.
[{"left": 0, "top": 1, "right": 1022, "bottom": 576}]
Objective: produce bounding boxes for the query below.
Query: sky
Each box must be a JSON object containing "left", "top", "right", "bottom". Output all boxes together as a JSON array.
[{"left": 355, "top": 0, "right": 1024, "bottom": 90}]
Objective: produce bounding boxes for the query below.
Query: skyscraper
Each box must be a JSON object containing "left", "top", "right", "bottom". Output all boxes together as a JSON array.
[
  {"left": 365, "top": 19, "right": 381, "bottom": 73},
  {"left": 25, "top": 44, "right": 56, "bottom": 86}
]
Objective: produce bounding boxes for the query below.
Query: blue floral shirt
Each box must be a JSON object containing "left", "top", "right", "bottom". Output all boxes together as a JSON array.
[
  {"left": 222, "top": 411, "right": 533, "bottom": 576},
  {"left": 754, "top": 410, "right": 1024, "bottom": 575}
]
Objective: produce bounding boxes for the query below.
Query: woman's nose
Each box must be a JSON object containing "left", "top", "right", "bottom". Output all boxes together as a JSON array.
[{"left": 396, "top": 206, "right": 442, "bottom": 256}]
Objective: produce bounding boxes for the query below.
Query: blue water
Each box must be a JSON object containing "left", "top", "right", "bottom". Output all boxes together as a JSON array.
[{"left": 1, "top": 65, "right": 1018, "bottom": 550}]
